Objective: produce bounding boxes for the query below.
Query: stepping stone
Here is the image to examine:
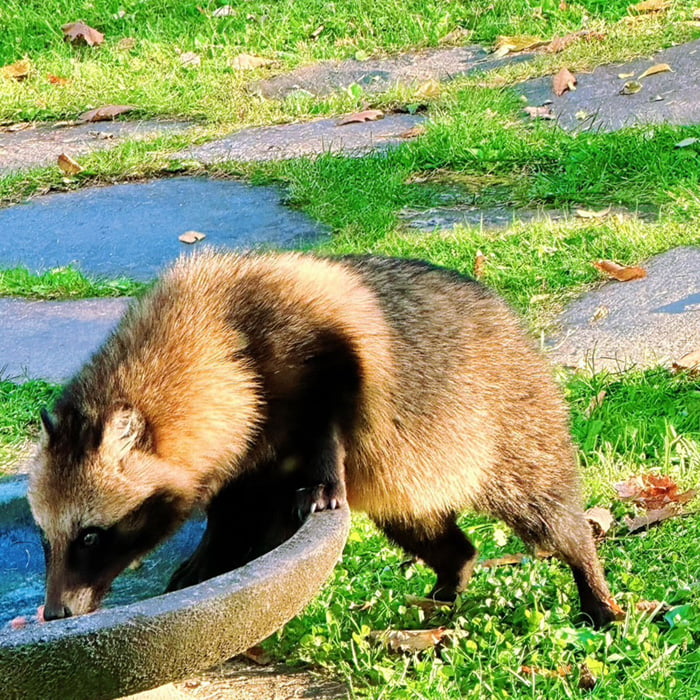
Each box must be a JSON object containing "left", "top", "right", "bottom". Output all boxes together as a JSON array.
[
  {"left": 0, "top": 120, "right": 192, "bottom": 175},
  {"left": 0, "top": 177, "right": 327, "bottom": 281},
  {"left": 0, "top": 297, "right": 129, "bottom": 383},
  {"left": 252, "top": 45, "right": 532, "bottom": 100},
  {"left": 176, "top": 113, "right": 424, "bottom": 164},
  {"left": 547, "top": 246, "right": 700, "bottom": 371},
  {"left": 519, "top": 39, "right": 700, "bottom": 132},
  {"left": 400, "top": 204, "right": 657, "bottom": 231}
]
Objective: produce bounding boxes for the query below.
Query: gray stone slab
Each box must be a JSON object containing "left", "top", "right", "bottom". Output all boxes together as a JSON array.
[
  {"left": 0, "top": 177, "right": 327, "bottom": 280},
  {"left": 0, "top": 120, "right": 192, "bottom": 175},
  {"left": 252, "top": 45, "right": 532, "bottom": 100},
  {"left": 176, "top": 113, "right": 425, "bottom": 164},
  {"left": 519, "top": 40, "right": 700, "bottom": 132},
  {"left": 400, "top": 204, "right": 657, "bottom": 231},
  {"left": 0, "top": 297, "right": 129, "bottom": 383},
  {"left": 548, "top": 246, "right": 700, "bottom": 371}
]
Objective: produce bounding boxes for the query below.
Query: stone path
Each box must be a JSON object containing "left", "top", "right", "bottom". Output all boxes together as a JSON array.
[
  {"left": 0, "top": 120, "right": 192, "bottom": 175},
  {"left": 0, "top": 177, "right": 326, "bottom": 281},
  {"left": 177, "top": 113, "right": 424, "bottom": 164},
  {"left": 548, "top": 246, "right": 700, "bottom": 370},
  {"left": 251, "top": 45, "right": 532, "bottom": 100},
  {"left": 519, "top": 39, "right": 700, "bottom": 132}
]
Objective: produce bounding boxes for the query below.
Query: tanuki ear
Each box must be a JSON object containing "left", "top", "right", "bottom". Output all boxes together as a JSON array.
[
  {"left": 40, "top": 408, "right": 56, "bottom": 440},
  {"left": 102, "top": 405, "right": 149, "bottom": 461}
]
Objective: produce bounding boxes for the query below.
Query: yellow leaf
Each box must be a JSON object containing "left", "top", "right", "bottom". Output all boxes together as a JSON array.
[
  {"left": 415, "top": 79, "right": 441, "bottom": 99},
  {"left": 1, "top": 59, "right": 31, "bottom": 81},
  {"left": 493, "top": 35, "right": 547, "bottom": 57},
  {"left": 57, "top": 153, "right": 83, "bottom": 176},
  {"left": 637, "top": 62, "right": 672, "bottom": 79}
]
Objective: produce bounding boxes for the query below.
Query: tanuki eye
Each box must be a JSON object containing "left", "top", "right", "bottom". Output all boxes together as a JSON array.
[{"left": 79, "top": 528, "right": 102, "bottom": 548}]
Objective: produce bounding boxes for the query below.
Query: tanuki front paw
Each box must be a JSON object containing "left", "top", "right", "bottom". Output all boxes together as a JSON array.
[{"left": 296, "top": 480, "right": 346, "bottom": 516}]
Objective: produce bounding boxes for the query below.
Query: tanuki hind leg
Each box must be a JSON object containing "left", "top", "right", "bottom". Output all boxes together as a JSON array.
[{"left": 375, "top": 513, "right": 478, "bottom": 601}]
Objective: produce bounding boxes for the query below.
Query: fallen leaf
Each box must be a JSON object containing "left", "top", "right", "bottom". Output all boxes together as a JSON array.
[
  {"left": 590, "top": 305, "right": 610, "bottom": 322},
  {"left": 521, "top": 665, "right": 572, "bottom": 679},
  {"left": 310, "top": 24, "right": 325, "bottom": 40},
  {"left": 1, "top": 59, "right": 31, "bottom": 81},
  {"left": 242, "top": 645, "right": 271, "bottom": 665},
  {"left": 57, "top": 153, "right": 83, "bottom": 175},
  {"left": 593, "top": 260, "right": 647, "bottom": 281},
  {"left": 624, "top": 504, "right": 685, "bottom": 533},
  {"left": 230, "top": 53, "right": 274, "bottom": 70},
  {"left": 575, "top": 110, "right": 591, "bottom": 121},
  {"left": 618, "top": 72, "right": 635, "bottom": 79},
  {"left": 578, "top": 663, "right": 598, "bottom": 690},
  {"left": 62, "top": 22, "right": 105, "bottom": 47},
  {"left": 553, "top": 67, "right": 577, "bottom": 96},
  {"left": 416, "top": 79, "right": 441, "bottom": 99},
  {"left": 179, "top": 51, "right": 201, "bottom": 67},
  {"left": 629, "top": 0, "right": 671, "bottom": 13},
  {"left": 524, "top": 105, "right": 555, "bottom": 120},
  {"left": 636, "top": 599, "right": 670, "bottom": 615},
  {"left": 638, "top": 63, "right": 672, "bottom": 79},
  {"left": 370, "top": 628, "right": 450, "bottom": 653},
  {"left": 615, "top": 473, "right": 697, "bottom": 510},
  {"left": 405, "top": 595, "right": 453, "bottom": 613},
  {"left": 398, "top": 125, "right": 427, "bottom": 139},
  {"left": 620, "top": 80, "right": 643, "bottom": 95},
  {"left": 493, "top": 35, "right": 547, "bottom": 57},
  {"left": 576, "top": 206, "right": 611, "bottom": 218},
  {"left": 439, "top": 28, "right": 472, "bottom": 45},
  {"left": 79, "top": 104, "right": 134, "bottom": 122},
  {"left": 212, "top": 5, "right": 235, "bottom": 17},
  {"left": 47, "top": 74, "right": 69, "bottom": 85},
  {"left": 337, "top": 109, "right": 384, "bottom": 125},
  {"left": 481, "top": 553, "right": 526, "bottom": 568},
  {"left": 672, "top": 348, "right": 700, "bottom": 373},
  {"left": 179, "top": 230, "right": 207, "bottom": 244},
  {"left": 614, "top": 475, "right": 645, "bottom": 500},
  {"left": 585, "top": 506, "right": 614, "bottom": 537},
  {"left": 116, "top": 37, "right": 137, "bottom": 51},
  {"left": 546, "top": 30, "right": 606, "bottom": 53},
  {"left": 1, "top": 122, "right": 32, "bottom": 133},
  {"left": 675, "top": 137, "right": 699, "bottom": 148},
  {"left": 474, "top": 251, "right": 487, "bottom": 279}
]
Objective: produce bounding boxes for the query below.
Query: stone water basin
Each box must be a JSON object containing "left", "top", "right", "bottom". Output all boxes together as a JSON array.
[{"left": 0, "top": 475, "right": 350, "bottom": 700}]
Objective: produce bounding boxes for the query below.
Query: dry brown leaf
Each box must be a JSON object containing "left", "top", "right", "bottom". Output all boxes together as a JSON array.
[
  {"left": 179, "top": 51, "right": 201, "bottom": 67},
  {"left": 310, "top": 24, "right": 325, "bottom": 40},
  {"left": 1, "top": 122, "right": 32, "bottom": 133},
  {"left": 614, "top": 475, "right": 645, "bottom": 500},
  {"left": 230, "top": 53, "right": 274, "bottom": 70},
  {"left": 524, "top": 105, "right": 555, "bottom": 120},
  {"left": 546, "top": 30, "right": 606, "bottom": 53},
  {"left": 638, "top": 63, "right": 672, "bottom": 79},
  {"left": 242, "top": 645, "right": 271, "bottom": 665},
  {"left": 672, "top": 349, "right": 700, "bottom": 374},
  {"left": 416, "top": 79, "right": 441, "bottom": 99},
  {"left": 179, "top": 230, "right": 207, "bottom": 244},
  {"left": 615, "top": 473, "right": 697, "bottom": 510},
  {"left": 474, "top": 251, "right": 487, "bottom": 279},
  {"left": 618, "top": 72, "right": 635, "bottom": 79},
  {"left": 62, "top": 22, "right": 105, "bottom": 47},
  {"left": 493, "top": 35, "right": 547, "bottom": 57},
  {"left": 635, "top": 599, "right": 670, "bottom": 615},
  {"left": 481, "top": 553, "right": 526, "bottom": 568},
  {"left": 116, "top": 37, "right": 137, "bottom": 51},
  {"left": 521, "top": 665, "right": 572, "bottom": 679},
  {"left": 79, "top": 104, "right": 134, "bottom": 122},
  {"left": 370, "top": 628, "right": 450, "bottom": 653},
  {"left": 1, "top": 59, "right": 31, "bottom": 81},
  {"left": 585, "top": 506, "right": 614, "bottom": 537},
  {"left": 584, "top": 390, "right": 607, "bottom": 418},
  {"left": 47, "top": 74, "right": 69, "bottom": 85},
  {"left": 337, "top": 109, "right": 384, "bottom": 125},
  {"left": 629, "top": 0, "right": 671, "bottom": 13},
  {"left": 593, "top": 260, "right": 647, "bottom": 281},
  {"left": 57, "top": 153, "right": 83, "bottom": 175},
  {"left": 398, "top": 125, "right": 427, "bottom": 139},
  {"left": 578, "top": 663, "right": 598, "bottom": 690},
  {"left": 553, "top": 67, "right": 577, "bottom": 96},
  {"left": 624, "top": 504, "right": 684, "bottom": 533}
]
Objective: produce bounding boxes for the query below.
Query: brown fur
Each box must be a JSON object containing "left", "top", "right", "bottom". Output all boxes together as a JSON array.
[{"left": 30, "top": 251, "right": 617, "bottom": 626}]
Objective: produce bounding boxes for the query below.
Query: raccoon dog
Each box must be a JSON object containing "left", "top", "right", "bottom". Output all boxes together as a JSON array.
[{"left": 29, "top": 251, "right": 618, "bottom": 627}]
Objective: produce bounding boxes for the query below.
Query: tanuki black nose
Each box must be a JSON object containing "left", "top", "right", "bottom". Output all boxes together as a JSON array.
[{"left": 43, "top": 604, "right": 72, "bottom": 621}]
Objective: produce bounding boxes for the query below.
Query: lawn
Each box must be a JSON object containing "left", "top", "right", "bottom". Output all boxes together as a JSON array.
[{"left": 1, "top": 1, "right": 700, "bottom": 698}]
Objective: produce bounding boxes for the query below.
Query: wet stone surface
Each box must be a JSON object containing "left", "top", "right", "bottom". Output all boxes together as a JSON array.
[
  {"left": 0, "top": 120, "right": 192, "bottom": 175},
  {"left": 252, "top": 45, "right": 533, "bottom": 100},
  {"left": 0, "top": 177, "right": 327, "bottom": 281},
  {"left": 176, "top": 113, "right": 425, "bottom": 164},
  {"left": 519, "top": 39, "right": 700, "bottom": 132},
  {"left": 548, "top": 246, "right": 700, "bottom": 370},
  {"left": 0, "top": 297, "right": 129, "bottom": 383}
]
